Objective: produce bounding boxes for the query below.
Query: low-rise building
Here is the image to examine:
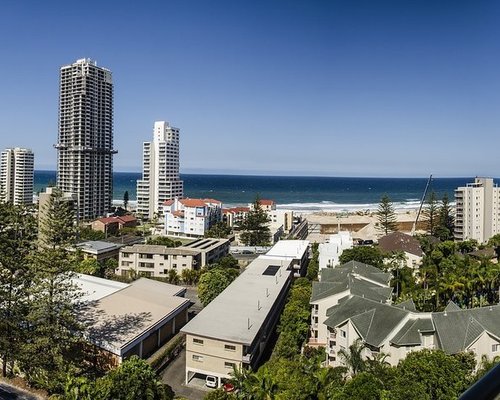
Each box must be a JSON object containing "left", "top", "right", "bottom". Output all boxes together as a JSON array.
[
  {"left": 318, "top": 231, "right": 353, "bottom": 270},
  {"left": 179, "top": 238, "right": 230, "bottom": 266},
  {"left": 311, "top": 261, "right": 500, "bottom": 369},
  {"left": 75, "top": 240, "right": 122, "bottom": 264},
  {"left": 223, "top": 207, "right": 250, "bottom": 228},
  {"left": 91, "top": 215, "right": 138, "bottom": 235},
  {"left": 378, "top": 231, "right": 423, "bottom": 269},
  {"left": 117, "top": 239, "right": 230, "bottom": 278},
  {"left": 181, "top": 240, "right": 309, "bottom": 387},
  {"left": 74, "top": 275, "right": 190, "bottom": 368},
  {"left": 163, "top": 198, "right": 223, "bottom": 238},
  {"left": 118, "top": 244, "right": 201, "bottom": 278}
]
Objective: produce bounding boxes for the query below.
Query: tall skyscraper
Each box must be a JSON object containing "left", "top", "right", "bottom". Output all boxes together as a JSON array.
[
  {"left": 454, "top": 177, "right": 500, "bottom": 243},
  {"left": 137, "top": 121, "right": 184, "bottom": 220},
  {"left": 55, "top": 58, "right": 115, "bottom": 220},
  {"left": 0, "top": 147, "right": 34, "bottom": 205}
]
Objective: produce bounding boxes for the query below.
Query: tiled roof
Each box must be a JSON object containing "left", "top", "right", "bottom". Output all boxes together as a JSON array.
[
  {"left": 118, "top": 215, "right": 137, "bottom": 223},
  {"left": 391, "top": 318, "right": 434, "bottom": 346},
  {"left": 164, "top": 199, "right": 175, "bottom": 206},
  {"left": 324, "top": 296, "right": 409, "bottom": 347},
  {"left": 97, "top": 217, "right": 119, "bottom": 224},
  {"left": 378, "top": 232, "right": 424, "bottom": 257},
  {"left": 395, "top": 299, "right": 417, "bottom": 312},
  {"left": 432, "top": 305, "right": 500, "bottom": 354},
  {"left": 259, "top": 199, "right": 275, "bottom": 206}
]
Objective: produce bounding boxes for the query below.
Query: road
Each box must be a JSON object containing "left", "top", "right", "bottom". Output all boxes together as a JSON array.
[{"left": 0, "top": 384, "right": 39, "bottom": 400}]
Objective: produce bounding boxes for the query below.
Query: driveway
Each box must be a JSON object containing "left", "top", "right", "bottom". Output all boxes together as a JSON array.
[
  {"left": 0, "top": 384, "right": 40, "bottom": 400},
  {"left": 162, "top": 348, "right": 207, "bottom": 400}
]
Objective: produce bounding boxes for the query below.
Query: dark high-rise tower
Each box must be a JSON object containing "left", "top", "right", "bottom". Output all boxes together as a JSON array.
[{"left": 56, "top": 58, "right": 116, "bottom": 220}]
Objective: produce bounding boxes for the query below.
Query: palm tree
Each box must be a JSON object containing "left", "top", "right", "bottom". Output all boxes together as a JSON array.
[{"left": 337, "top": 338, "right": 367, "bottom": 376}]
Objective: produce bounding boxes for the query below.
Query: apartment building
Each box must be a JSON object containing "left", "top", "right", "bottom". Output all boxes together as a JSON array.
[
  {"left": 182, "top": 240, "right": 309, "bottom": 387},
  {"left": 74, "top": 275, "right": 190, "bottom": 368},
  {"left": 223, "top": 207, "right": 250, "bottom": 228},
  {"left": 318, "top": 231, "right": 353, "bottom": 270},
  {"left": 117, "top": 239, "right": 230, "bottom": 277},
  {"left": 56, "top": 58, "right": 115, "bottom": 220},
  {"left": 0, "top": 147, "right": 34, "bottom": 205},
  {"left": 454, "top": 177, "right": 500, "bottom": 243},
  {"left": 163, "top": 198, "right": 223, "bottom": 237},
  {"left": 311, "top": 260, "right": 500, "bottom": 369},
  {"left": 136, "top": 121, "right": 184, "bottom": 220}
]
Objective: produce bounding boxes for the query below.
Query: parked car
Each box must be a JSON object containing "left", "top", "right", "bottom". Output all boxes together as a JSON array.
[{"left": 206, "top": 375, "right": 217, "bottom": 388}]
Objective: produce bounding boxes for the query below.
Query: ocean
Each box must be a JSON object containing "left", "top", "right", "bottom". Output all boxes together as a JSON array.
[{"left": 34, "top": 171, "right": 482, "bottom": 212}]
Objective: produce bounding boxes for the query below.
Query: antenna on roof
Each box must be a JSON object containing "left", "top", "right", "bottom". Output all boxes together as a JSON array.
[
  {"left": 247, "top": 318, "right": 252, "bottom": 330},
  {"left": 276, "top": 275, "right": 278, "bottom": 284},
  {"left": 258, "top": 300, "right": 261, "bottom": 310},
  {"left": 266, "top": 288, "right": 270, "bottom": 297}
]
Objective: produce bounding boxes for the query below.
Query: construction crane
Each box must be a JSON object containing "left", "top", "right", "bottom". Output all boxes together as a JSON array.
[{"left": 411, "top": 174, "right": 433, "bottom": 236}]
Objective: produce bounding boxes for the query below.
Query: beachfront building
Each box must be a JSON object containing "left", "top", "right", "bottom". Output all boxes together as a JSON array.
[
  {"left": 0, "top": 147, "right": 34, "bottom": 205},
  {"left": 182, "top": 240, "right": 309, "bottom": 387},
  {"left": 454, "top": 177, "right": 500, "bottom": 243},
  {"left": 56, "top": 58, "right": 115, "bottom": 220},
  {"left": 378, "top": 231, "right": 423, "bottom": 269},
  {"left": 74, "top": 274, "right": 190, "bottom": 368},
  {"left": 249, "top": 199, "right": 276, "bottom": 212},
  {"left": 318, "top": 231, "right": 353, "bottom": 270},
  {"left": 163, "top": 198, "right": 223, "bottom": 238},
  {"left": 136, "top": 121, "right": 184, "bottom": 220}
]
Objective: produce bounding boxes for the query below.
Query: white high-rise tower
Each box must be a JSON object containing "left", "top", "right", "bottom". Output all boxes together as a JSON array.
[
  {"left": 0, "top": 147, "right": 34, "bottom": 205},
  {"left": 55, "top": 58, "right": 115, "bottom": 220},
  {"left": 137, "top": 121, "right": 184, "bottom": 220}
]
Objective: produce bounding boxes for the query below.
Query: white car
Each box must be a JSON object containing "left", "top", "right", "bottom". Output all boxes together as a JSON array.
[{"left": 205, "top": 375, "right": 217, "bottom": 388}]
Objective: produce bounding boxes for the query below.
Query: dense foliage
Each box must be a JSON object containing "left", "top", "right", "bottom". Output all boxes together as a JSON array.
[
  {"left": 205, "top": 221, "right": 232, "bottom": 238},
  {"left": 146, "top": 236, "right": 183, "bottom": 247},
  {"left": 338, "top": 246, "right": 385, "bottom": 270}
]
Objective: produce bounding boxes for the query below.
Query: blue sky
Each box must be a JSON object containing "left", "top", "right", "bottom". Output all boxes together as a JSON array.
[{"left": 0, "top": 0, "right": 498, "bottom": 177}]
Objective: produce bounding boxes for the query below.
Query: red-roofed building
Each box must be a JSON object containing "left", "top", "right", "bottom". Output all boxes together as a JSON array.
[
  {"left": 163, "top": 198, "right": 223, "bottom": 237},
  {"left": 91, "top": 215, "right": 138, "bottom": 235},
  {"left": 223, "top": 207, "right": 250, "bottom": 228},
  {"left": 249, "top": 199, "right": 276, "bottom": 212}
]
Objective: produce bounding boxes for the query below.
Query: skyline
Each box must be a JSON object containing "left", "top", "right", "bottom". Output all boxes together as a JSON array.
[{"left": 1, "top": 1, "right": 499, "bottom": 177}]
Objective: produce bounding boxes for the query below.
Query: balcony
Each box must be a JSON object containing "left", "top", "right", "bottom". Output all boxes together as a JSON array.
[{"left": 242, "top": 354, "right": 252, "bottom": 364}]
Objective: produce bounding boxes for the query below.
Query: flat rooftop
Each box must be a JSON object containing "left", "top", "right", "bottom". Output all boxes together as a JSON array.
[
  {"left": 180, "top": 238, "right": 229, "bottom": 252},
  {"left": 73, "top": 273, "right": 128, "bottom": 302},
  {"left": 264, "top": 240, "right": 309, "bottom": 259},
  {"left": 181, "top": 256, "right": 293, "bottom": 345},
  {"left": 120, "top": 244, "right": 200, "bottom": 256},
  {"left": 75, "top": 240, "right": 121, "bottom": 254},
  {"left": 81, "top": 278, "right": 189, "bottom": 355}
]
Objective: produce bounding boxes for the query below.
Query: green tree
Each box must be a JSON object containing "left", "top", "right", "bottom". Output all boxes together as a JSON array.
[
  {"left": 63, "top": 356, "right": 174, "bottom": 400},
  {"left": 390, "top": 349, "right": 474, "bottom": 400},
  {"left": 77, "top": 258, "right": 100, "bottom": 275},
  {"left": 435, "top": 194, "right": 454, "bottom": 241},
  {"left": 146, "top": 236, "right": 182, "bottom": 247},
  {"left": 0, "top": 203, "right": 37, "bottom": 377},
  {"left": 377, "top": 195, "right": 398, "bottom": 235},
  {"left": 306, "top": 243, "right": 319, "bottom": 281},
  {"left": 24, "top": 188, "right": 84, "bottom": 391},
  {"left": 239, "top": 196, "right": 271, "bottom": 246},
  {"left": 337, "top": 338, "right": 367, "bottom": 376},
  {"left": 333, "top": 372, "right": 384, "bottom": 400},
  {"left": 204, "top": 389, "right": 233, "bottom": 400},
  {"left": 123, "top": 190, "right": 129, "bottom": 210},
  {"left": 422, "top": 192, "right": 439, "bottom": 236},
  {"left": 339, "top": 246, "right": 385, "bottom": 269},
  {"left": 198, "top": 268, "right": 239, "bottom": 306},
  {"left": 205, "top": 221, "right": 232, "bottom": 239}
]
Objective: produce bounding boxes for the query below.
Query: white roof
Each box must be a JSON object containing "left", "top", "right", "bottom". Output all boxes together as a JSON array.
[
  {"left": 73, "top": 273, "right": 128, "bottom": 302},
  {"left": 181, "top": 256, "right": 293, "bottom": 345},
  {"left": 264, "top": 240, "right": 309, "bottom": 260}
]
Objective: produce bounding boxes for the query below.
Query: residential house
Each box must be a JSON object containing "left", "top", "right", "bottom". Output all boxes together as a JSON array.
[{"left": 378, "top": 231, "right": 424, "bottom": 269}]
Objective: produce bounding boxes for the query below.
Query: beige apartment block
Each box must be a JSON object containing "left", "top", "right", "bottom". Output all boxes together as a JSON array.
[{"left": 455, "top": 177, "right": 500, "bottom": 243}]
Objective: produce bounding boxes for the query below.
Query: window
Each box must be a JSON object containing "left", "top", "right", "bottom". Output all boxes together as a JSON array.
[
  {"left": 492, "top": 344, "right": 500, "bottom": 352},
  {"left": 224, "top": 344, "right": 236, "bottom": 351},
  {"left": 224, "top": 362, "right": 236, "bottom": 369},
  {"left": 340, "top": 330, "right": 346, "bottom": 338},
  {"left": 193, "top": 338, "right": 204, "bottom": 345},
  {"left": 192, "top": 355, "right": 203, "bottom": 362}
]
